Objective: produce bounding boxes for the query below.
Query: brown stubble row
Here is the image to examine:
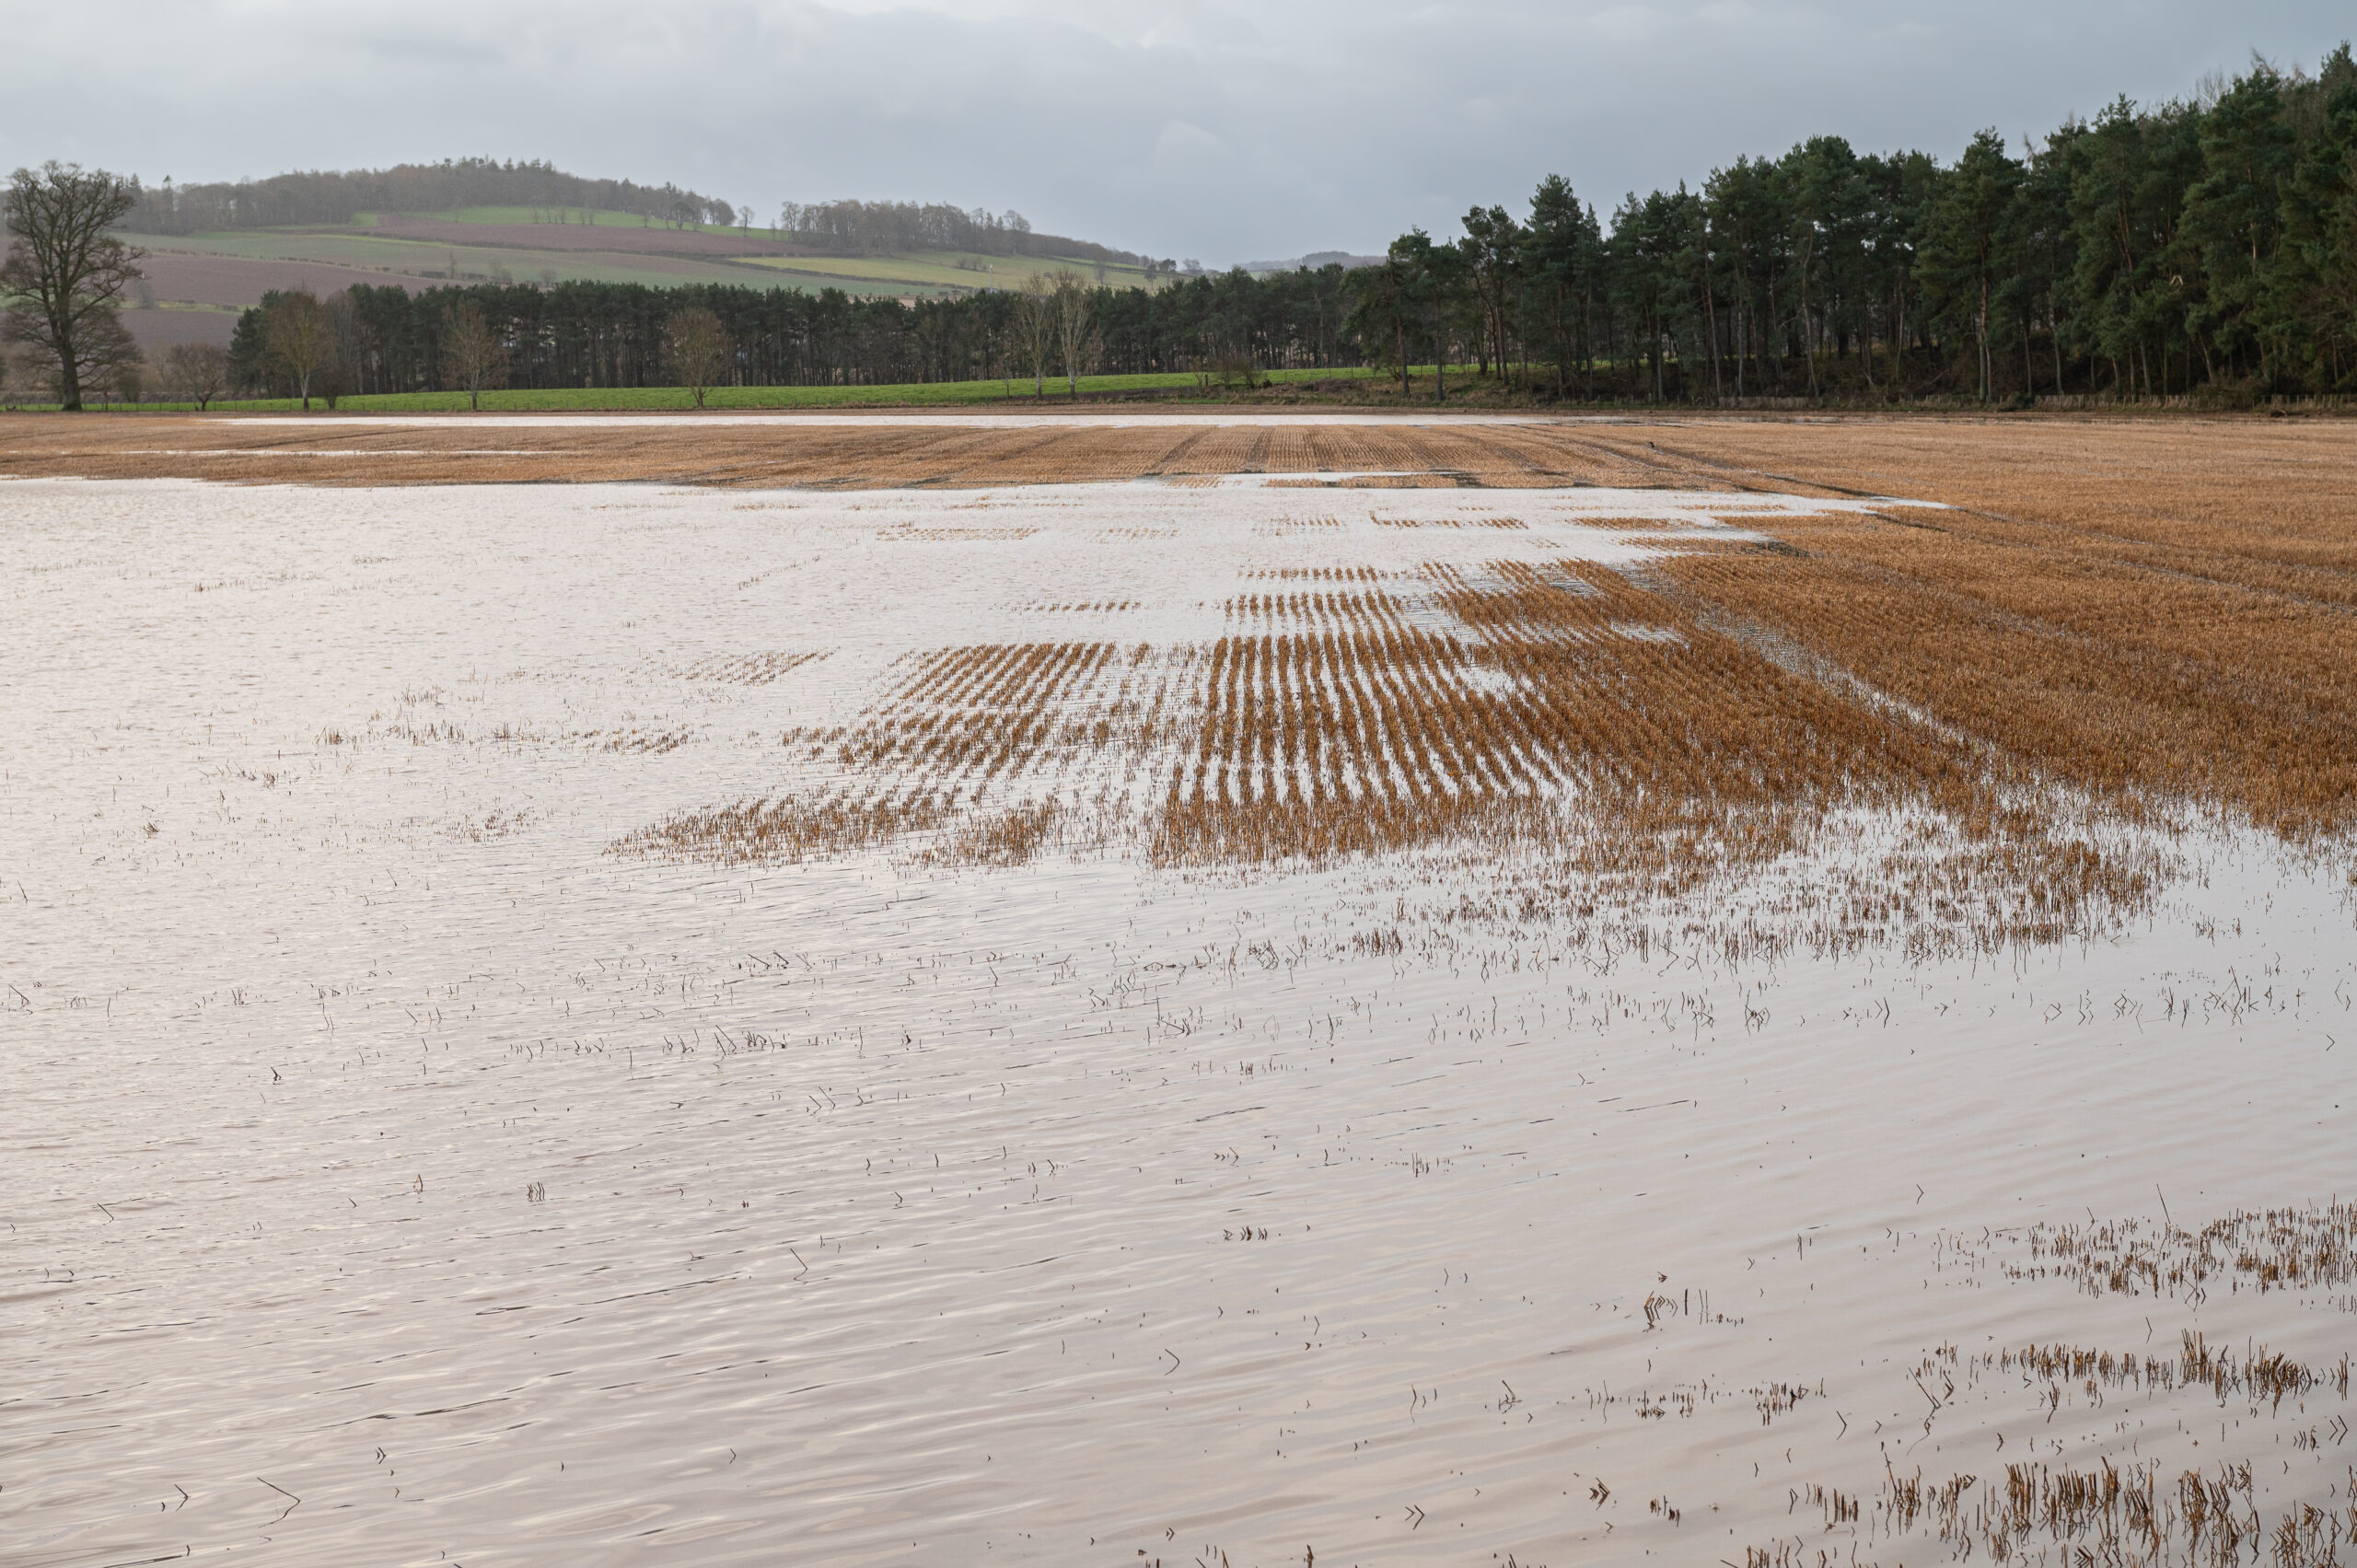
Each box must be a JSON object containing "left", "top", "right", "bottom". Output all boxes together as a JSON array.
[
  {"left": 832, "top": 640, "right": 1123, "bottom": 781},
  {"left": 1188, "top": 556, "right": 1980, "bottom": 825},
  {"left": 1150, "top": 565, "right": 2161, "bottom": 955},
  {"left": 673, "top": 650, "right": 830, "bottom": 685},
  {"left": 0, "top": 414, "right": 1733, "bottom": 489},
  {"left": 1660, "top": 512, "right": 2357, "bottom": 834},
  {"left": 2012, "top": 1199, "right": 2357, "bottom": 1302},
  {"left": 639, "top": 640, "right": 1141, "bottom": 863},
  {"left": 627, "top": 535, "right": 2181, "bottom": 949},
  {"left": 1160, "top": 558, "right": 1982, "bottom": 862},
  {"left": 1763, "top": 1459, "right": 2356, "bottom": 1566}
]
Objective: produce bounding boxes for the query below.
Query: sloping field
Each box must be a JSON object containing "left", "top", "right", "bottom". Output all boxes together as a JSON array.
[
  {"left": 125, "top": 230, "right": 829, "bottom": 299},
  {"left": 134, "top": 249, "right": 430, "bottom": 307},
  {"left": 118, "top": 214, "right": 1143, "bottom": 308},
  {"left": 741, "top": 249, "right": 1157, "bottom": 289},
  {"left": 5, "top": 412, "right": 2354, "bottom": 1567},
  {"left": 122, "top": 230, "right": 970, "bottom": 306},
  {"left": 365, "top": 212, "right": 814, "bottom": 256},
  {"left": 116, "top": 305, "right": 241, "bottom": 357}
]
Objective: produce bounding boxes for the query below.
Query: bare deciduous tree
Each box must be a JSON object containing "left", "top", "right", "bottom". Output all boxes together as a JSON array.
[
  {"left": 1051, "top": 268, "right": 1100, "bottom": 395},
  {"left": 96, "top": 351, "right": 143, "bottom": 408},
  {"left": 261, "top": 288, "right": 334, "bottom": 410},
  {"left": 440, "top": 302, "right": 506, "bottom": 411},
  {"left": 161, "top": 342, "right": 230, "bottom": 410},
  {"left": 1014, "top": 273, "right": 1058, "bottom": 398},
  {"left": 662, "top": 308, "right": 731, "bottom": 408},
  {"left": 1, "top": 162, "right": 146, "bottom": 411}
]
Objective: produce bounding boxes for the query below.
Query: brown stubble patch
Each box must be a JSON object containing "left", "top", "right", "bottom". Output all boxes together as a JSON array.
[
  {"left": 0, "top": 414, "right": 1700, "bottom": 490},
  {"left": 109, "top": 410, "right": 2331, "bottom": 935},
  {"left": 1656, "top": 509, "right": 2357, "bottom": 837}
]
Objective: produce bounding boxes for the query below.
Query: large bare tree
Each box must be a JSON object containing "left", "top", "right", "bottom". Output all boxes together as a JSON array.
[
  {"left": 1, "top": 162, "right": 146, "bottom": 411},
  {"left": 439, "top": 303, "right": 506, "bottom": 410},
  {"left": 1014, "top": 273, "right": 1057, "bottom": 398},
  {"left": 161, "top": 342, "right": 230, "bottom": 410},
  {"left": 260, "top": 289, "right": 334, "bottom": 410},
  {"left": 662, "top": 308, "right": 730, "bottom": 408}
]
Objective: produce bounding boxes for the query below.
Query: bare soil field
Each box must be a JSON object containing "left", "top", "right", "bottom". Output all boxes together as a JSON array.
[
  {"left": 116, "top": 306, "right": 241, "bottom": 358},
  {"left": 134, "top": 250, "right": 432, "bottom": 308},
  {"left": 4, "top": 412, "right": 2354, "bottom": 1567}
]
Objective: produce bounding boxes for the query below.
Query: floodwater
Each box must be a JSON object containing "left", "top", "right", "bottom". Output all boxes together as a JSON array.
[{"left": 4, "top": 473, "right": 2353, "bottom": 1567}]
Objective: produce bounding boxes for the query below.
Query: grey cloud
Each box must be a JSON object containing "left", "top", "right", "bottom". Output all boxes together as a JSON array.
[{"left": 2, "top": 1, "right": 2348, "bottom": 261}]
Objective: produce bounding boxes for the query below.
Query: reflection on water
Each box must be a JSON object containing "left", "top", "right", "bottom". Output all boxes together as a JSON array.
[{"left": 4, "top": 478, "right": 2351, "bottom": 1567}]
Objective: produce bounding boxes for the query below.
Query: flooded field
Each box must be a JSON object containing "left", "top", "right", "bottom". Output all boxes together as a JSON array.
[{"left": 5, "top": 413, "right": 2357, "bottom": 1567}]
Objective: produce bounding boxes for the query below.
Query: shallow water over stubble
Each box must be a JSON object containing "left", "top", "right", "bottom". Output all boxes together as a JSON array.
[{"left": 5, "top": 476, "right": 2354, "bottom": 1568}]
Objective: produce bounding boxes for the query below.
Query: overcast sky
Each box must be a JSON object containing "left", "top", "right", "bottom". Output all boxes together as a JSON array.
[{"left": 4, "top": 1, "right": 2350, "bottom": 262}]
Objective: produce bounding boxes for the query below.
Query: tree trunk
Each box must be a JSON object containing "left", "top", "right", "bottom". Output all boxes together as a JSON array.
[
  {"left": 1735, "top": 302, "right": 1745, "bottom": 398},
  {"left": 1704, "top": 274, "right": 1721, "bottom": 403},
  {"left": 54, "top": 308, "right": 84, "bottom": 410},
  {"left": 1554, "top": 289, "right": 1566, "bottom": 400},
  {"left": 1890, "top": 283, "right": 1904, "bottom": 389}
]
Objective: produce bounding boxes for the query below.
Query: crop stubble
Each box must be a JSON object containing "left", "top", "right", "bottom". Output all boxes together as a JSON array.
[
  {"left": 17, "top": 413, "right": 2353, "bottom": 951},
  {"left": 8, "top": 419, "right": 2356, "bottom": 1566}
]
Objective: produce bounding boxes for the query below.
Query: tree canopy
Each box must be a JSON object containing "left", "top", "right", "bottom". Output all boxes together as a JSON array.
[{"left": 207, "top": 44, "right": 2357, "bottom": 406}]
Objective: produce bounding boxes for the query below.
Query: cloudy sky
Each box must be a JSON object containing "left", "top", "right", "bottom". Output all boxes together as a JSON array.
[{"left": 4, "top": 1, "right": 2349, "bottom": 262}]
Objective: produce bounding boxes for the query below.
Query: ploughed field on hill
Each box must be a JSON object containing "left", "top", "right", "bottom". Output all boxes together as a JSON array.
[
  {"left": 5, "top": 412, "right": 2355, "bottom": 1567},
  {"left": 110, "top": 205, "right": 1153, "bottom": 358}
]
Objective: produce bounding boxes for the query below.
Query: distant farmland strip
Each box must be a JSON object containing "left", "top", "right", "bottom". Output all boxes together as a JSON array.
[{"left": 137, "top": 251, "right": 427, "bottom": 308}]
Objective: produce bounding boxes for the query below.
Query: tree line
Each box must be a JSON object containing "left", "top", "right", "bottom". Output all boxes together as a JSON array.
[
  {"left": 1342, "top": 46, "right": 2357, "bottom": 402},
  {"left": 215, "top": 43, "right": 2357, "bottom": 409},
  {"left": 116, "top": 157, "right": 1148, "bottom": 267},
  {"left": 221, "top": 261, "right": 1367, "bottom": 402},
  {"left": 6, "top": 46, "right": 2353, "bottom": 410},
  {"left": 775, "top": 200, "right": 1152, "bottom": 267},
  {"left": 125, "top": 157, "right": 743, "bottom": 236}
]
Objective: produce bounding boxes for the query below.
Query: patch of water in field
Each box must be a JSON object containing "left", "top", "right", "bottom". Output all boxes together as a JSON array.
[{"left": 3, "top": 478, "right": 2352, "bottom": 1568}]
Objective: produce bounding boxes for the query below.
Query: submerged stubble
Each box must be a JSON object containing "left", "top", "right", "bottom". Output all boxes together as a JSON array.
[{"left": 4, "top": 415, "right": 2355, "bottom": 1567}]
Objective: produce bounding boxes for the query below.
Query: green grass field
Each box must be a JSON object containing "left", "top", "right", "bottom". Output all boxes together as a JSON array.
[{"left": 31, "top": 367, "right": 1394, "bottom": 416}]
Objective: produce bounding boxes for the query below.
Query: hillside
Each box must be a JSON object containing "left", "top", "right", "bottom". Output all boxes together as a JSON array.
[{"left": 112, "top": 160, "right": 1166, "bottom": 360}]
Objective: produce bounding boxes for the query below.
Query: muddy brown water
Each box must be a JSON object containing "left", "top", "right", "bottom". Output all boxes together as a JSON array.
[{"left": 4, "top": 468, "right": 2352, "bottom": 1567}]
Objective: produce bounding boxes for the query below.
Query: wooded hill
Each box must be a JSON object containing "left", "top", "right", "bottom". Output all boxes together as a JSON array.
[
  {"left": 125, "top": 157, "right": 1150, "bottom": 266},
  {"left": 96, "top": 158, "right": 1165, "bottom": 365}
]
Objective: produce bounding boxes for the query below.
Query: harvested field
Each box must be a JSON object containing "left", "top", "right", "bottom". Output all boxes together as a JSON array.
[
  {"left": 116, "top": 306, "right": 241, "bottom": 359},
  {"left": 132, "top": 250, "right": 429, "bottom": 308},
  {"left": 4, "top": 412, "right": 2354, "bottom": 1568}
]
